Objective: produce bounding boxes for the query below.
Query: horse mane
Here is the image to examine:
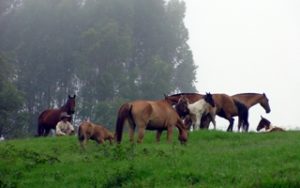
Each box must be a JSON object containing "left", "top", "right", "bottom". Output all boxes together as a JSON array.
[{"left": 169, "top": 92, "right": 200, "bottom": 97}]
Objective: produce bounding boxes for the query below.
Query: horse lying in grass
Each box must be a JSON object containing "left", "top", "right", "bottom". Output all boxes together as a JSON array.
[
  {"left": 78, "top": 121, "right": 114, "bottom": 147},
  {"left": 256, "top": 116, "right": 285, "bottom": 132},
  {"left": 114, "top": 99, "right": 189, "bottom": 144}
]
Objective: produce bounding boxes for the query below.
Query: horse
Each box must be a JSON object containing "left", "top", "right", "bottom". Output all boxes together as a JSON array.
[
  {"left": 78, "top": 121, "right": 114, "bottom": 147},
  {"left": 166, "top": 93, "right": 249, "bottom": 132},
  {"left": 164, "top": 93, "right": 214, "bottom": 128},
  {"left": 256, "top": 116, "right": 285, "bottom": 132},
  {"left": 114, "top": 99, "right": 189, "bottom": 144},
  {"left": 175, "top": 93, "right": 216, "bottom": 131},
  {"left": 232, "top": 93, "right": 271, "bottom": 131},
  {"left": 37, "top": 95, "right": 76, "bottom": 136}
]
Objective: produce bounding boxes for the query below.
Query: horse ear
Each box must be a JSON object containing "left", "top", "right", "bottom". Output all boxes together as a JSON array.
[
  {"left": 73, "top": 94, "right": 76, "bottom": 98},
  {"left": 164, "top": 93, "right": 167, "bottom": 98}
]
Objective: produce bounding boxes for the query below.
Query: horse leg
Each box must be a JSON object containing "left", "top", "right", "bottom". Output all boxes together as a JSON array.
[
  {"left": 166, "top": 127, "right": 173, "bottom": 143},
  {"left": 226, "top": 117, "right": 234, "bottom": 132},
  {"left": 156, "top": 130, "right": 163, "bottom": 143},
  {"left": 237, "top": 118, "right": 242, "bottom": 132},
  {"left": 44, "top": 128, "right": 51, "bottom": 136},
  {"left": 200, "top": 115, "right": 211, "bottom": 129},
  {"left": 209, "top": 111, "right": 217, "bottom": 130},
  {"left": 137, "top": 128, "right": 145, "bottom": 143}
]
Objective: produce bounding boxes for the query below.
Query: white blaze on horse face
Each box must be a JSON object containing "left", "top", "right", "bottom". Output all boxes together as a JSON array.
[{"left": 187, "top": 99, "right": 213, "bottom": 130}]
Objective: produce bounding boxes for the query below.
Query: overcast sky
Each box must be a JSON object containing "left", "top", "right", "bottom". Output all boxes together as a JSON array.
[{"left": 183, "top": 0, "right": 300, "bottom": 131}]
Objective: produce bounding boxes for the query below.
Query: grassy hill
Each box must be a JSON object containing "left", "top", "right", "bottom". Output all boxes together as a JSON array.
[{"left": 1, "top": 130, "right": 300, "bottom": 188}]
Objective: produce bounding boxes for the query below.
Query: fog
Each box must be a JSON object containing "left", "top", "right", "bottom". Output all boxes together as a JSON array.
[{"left": 183, "top": 0, "right": 300, "bottom": 131}]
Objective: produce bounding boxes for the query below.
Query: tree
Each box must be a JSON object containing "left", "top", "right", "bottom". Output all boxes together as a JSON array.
[
  {"left": 0, "top": 55, "right": 24, "bottom": 138},
  {"left": 0, "top": 0, "right": 197, "bottom": 136}
]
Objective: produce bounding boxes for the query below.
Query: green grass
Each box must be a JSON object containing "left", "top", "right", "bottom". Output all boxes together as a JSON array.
[{"left": 1, "top": 130, "right": 300, "bottom": 188}]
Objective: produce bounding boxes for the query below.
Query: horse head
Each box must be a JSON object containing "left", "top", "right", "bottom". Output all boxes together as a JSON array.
[
  {"left": 175, "top": 96, "right": 190, "bottom": 118},
  {"left": 204, "top": 92, "right": 215, "bottom": 107},
  {"left": 66, "top": 94, "right": 76, "bottom": 114},
  {"left": 260, "top": 93, "right": 271, "bottom": 113},
  {"left": 256, "top": 116, "right": 271, "bottom": 131}
]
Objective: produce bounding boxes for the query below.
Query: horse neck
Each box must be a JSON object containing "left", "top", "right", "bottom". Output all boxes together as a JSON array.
[
  {"left": 60, "top": 103, "right": 70, "bottom": 113},
  {"left": 236, "top": 94, "right": 263, "bottom": 108}
]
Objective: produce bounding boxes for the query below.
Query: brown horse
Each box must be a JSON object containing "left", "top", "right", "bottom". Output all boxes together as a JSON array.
[
  {"left": 78, "top": 121, "right": 114, "bottom": 147},
  {"left": 256, "top": 116, "right": 285, "bottom": 132},
  {"left": 114, "top": 99, "right": 189, "bottom": 144},
  {"left": 37, "top": 95, "right": 76, "bottom": 136},
  {"left": 166, "top": 93, "right": 249, "bottom": 132},
  {"left": 232, "top": 93, "right": 271, "bottom": 131}
]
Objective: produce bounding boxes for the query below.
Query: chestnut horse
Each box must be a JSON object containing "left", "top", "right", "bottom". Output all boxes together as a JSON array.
[
  {"left": 231, "top": 93, "right": 271, "bottom": 131},
  {"left": 78, "top": 121, "right": 114, "bottom": 147},
  {"left": 37, "top": 95, "right": 76, "bottom": 136},
  {"left": 256, "top": 116, "right": 285, "bottom": 132},
  {"left": 165, "top": 93, "right": 249, "bottom": 132},
  {"left": 114, "top": 99, "right": 189, "bottom": 144},
  {"left": 175, "top": 93, "right": 216, "bottom": 131}
]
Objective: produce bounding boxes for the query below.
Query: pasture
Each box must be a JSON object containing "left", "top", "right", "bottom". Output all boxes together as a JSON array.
[{"left": 1, "top": 130, "right": 300, "bottom": 188}]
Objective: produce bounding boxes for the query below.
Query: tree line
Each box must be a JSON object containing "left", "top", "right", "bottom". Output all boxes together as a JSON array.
[{"left": 0, "top": 0, "right": 197, "bottom": 138}]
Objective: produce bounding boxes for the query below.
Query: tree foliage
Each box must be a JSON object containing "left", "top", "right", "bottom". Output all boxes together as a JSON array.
[{"left": 0, "top": 0, "right": 197, "bottom": 137}]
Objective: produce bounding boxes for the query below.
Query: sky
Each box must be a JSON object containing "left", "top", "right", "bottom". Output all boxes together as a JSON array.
[{"left": 183, "top": 0, "right": 300, "bottom": 131}]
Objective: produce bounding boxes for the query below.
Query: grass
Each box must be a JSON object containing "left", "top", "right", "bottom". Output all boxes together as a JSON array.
[{"left": 0, "top": 130, "right": 300, "bottom": 187}]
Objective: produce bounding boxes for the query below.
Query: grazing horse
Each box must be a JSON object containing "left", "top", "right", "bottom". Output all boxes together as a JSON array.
[
  {"left": 78, "top": 121, "right": 114, "bottom": 147},
  {"left": 232, "top": 93, "right": 271, "bottom": 131},
  {"left": 114, "top": 99, "right": 189, "bottom": 144},
  {"left": 175, "top": 93, "right": 216, "bottom": 131},
  {"left": 37, "top": 95, "right": 76, "bottom": 136},
  {"left": 256, "top": 116, "right": 285, "bottom": 132}
]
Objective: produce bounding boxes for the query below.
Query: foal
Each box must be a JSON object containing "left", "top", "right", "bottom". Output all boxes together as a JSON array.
[
  {"left": 175, "top": 93, "right": 216, "bottom": 131},
  {"left": 78, "top": 121, "right": 114, "bottom": 147},
  {"left": 256, "top": 116, "right": 285, "bottom": 132}
]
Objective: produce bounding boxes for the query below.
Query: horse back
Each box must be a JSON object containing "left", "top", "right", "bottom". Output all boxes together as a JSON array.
[{"left": 269, "top": 127, "right": 285, "bottom": 132}]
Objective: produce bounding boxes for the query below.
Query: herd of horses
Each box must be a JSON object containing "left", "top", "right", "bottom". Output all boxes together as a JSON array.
[{"left": 37, "top": 92, "right": 285, "bottom": 145}]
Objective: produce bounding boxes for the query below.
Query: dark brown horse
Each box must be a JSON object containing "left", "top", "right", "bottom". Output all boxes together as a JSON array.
[
  {"left": 166, "top": 93, "right": 249, "bottom": 132},
  {"left": 256, "top": 116, "right": 285, "bottom": 132},
  {"left": 37, "top": 95, "right": 76, "bottom": 136},
  {"left": 232, "top": 93, "right": 271, "bottom": 131},
  {"left": 78, "top": 121, "right": 114, "bottom": 147},
  {"left": 114, "top": 99, "right": 189, "bottom": 144}
]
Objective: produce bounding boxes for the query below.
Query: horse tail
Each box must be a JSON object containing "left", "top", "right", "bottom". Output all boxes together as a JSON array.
[
  {"left": 234, "top": 100, "right": 249, "bottom": 130},
  {"left": 115, "top": 103, "right": 132, "bottom": 143}
]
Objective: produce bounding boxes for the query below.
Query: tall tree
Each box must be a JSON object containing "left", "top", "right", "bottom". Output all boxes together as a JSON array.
[
  {"left": 0, "top": 55, "right": 24, "bottom": 138},
  {"left": 0, "top": 0, "right": 197, "bottom": 133}
]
